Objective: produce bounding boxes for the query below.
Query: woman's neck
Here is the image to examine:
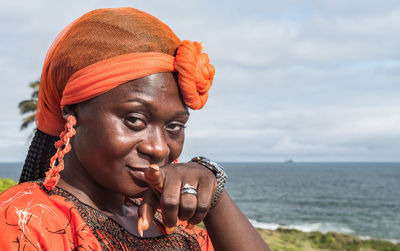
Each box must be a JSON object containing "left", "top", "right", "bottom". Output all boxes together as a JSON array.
[
  {"left": 58, "top": 153, "right": 126, "bottom": 215},
  {"left": 57, "top": 153, "right": 164, "bottom": 237}
]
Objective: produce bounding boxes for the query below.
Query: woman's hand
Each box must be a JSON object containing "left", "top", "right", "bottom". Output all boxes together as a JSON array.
[
  {"left": 137, "top": 162, "right": 269, "bottom": 250},
  {"left": 137, "top": 162, "right": 217, "bottom": 236}
]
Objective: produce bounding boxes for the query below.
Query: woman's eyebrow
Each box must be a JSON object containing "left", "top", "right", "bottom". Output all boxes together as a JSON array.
[
  {"left": 124, "top": 98, "right": 190, "bottom": 117},
  {"left": 124, "top": 98, "right": 152, "bottom": 108},
  {"left": 174, "top": 110, "right": 190, "bottom": 117}
]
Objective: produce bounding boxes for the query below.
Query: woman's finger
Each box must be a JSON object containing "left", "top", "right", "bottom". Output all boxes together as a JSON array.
[
  {"left": 137, "top": 188, "right": 159, "bottom": 237},
  {"left": 138, "top": 164, "right": 164, "bottom": 237},
  {"left": 160, "top": 173, "right": 181, "bottom": 234},
  {"left": 178, "top": 183, "right": 198, "bottom": 221},
  {"left": 144, "top": 164, "right": 164, "bottom": 195},
  {"left": 187, "top": 176, "right": 216, "bottom": 225}
]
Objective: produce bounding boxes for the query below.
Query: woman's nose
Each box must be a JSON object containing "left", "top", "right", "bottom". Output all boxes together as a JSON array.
[{"left": 137, "top": 126, "right": 170, "bottom": 163}]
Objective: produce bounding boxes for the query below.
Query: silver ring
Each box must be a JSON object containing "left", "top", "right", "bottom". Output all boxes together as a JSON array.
[{"left": 181, "top": 184, "right": 198, "bottom": 196}]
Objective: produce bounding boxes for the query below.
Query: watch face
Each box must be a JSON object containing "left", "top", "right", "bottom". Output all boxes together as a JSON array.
[
  {"left": 192, "top": 157, "right": 225, "bottom": 173},
  {"left": 209, "top": 159, "right": 225, "bottom": 172}
]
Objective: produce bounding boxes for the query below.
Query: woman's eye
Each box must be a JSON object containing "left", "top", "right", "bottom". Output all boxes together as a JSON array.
[
  {"left": 125, "top": 116, "right": 146, "bottom": 130},
  {"left": 166, "top": 123, "right": 186, "bottom": 134}
]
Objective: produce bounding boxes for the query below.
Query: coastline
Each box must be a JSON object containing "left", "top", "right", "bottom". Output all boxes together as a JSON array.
[
  {"left": 257, "top": 228, "right": 400, "bottom": 251},
  {"left": 250, "top": 219, "right": 400, "bottom": 245}
]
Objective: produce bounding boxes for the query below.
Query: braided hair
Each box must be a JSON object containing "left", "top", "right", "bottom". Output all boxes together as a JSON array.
[{"left": 19, "top": 129, "right": 58, "bottom": 183}]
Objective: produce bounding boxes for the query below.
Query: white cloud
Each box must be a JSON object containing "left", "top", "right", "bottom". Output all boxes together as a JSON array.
[{"left": 1, "top": 0, "right": 400, "bottom": 161}]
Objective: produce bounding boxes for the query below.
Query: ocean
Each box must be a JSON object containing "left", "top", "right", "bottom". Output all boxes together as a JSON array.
[{"left": 1, "top": 162, "right": 399, "bottom": 242}]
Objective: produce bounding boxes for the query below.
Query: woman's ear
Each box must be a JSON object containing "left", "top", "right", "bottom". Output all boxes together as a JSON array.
[{"left": 62, "top": 105, "right": 77, "bottom": 121}]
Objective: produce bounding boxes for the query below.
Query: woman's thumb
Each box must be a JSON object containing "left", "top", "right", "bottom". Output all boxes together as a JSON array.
[{"left": 144, "top": 164, "right": 164, "bottom": 194}]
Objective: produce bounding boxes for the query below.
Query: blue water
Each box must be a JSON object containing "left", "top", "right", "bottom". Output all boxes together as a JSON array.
[
  {"left": 0, "top": 162, "right": 22, "bottom": 181},
  {"left": 223, "top": 162, "right": 400, "bottom": 243},
  {"left": 1, "top": 162, "right": 399, "bottom": 242}
]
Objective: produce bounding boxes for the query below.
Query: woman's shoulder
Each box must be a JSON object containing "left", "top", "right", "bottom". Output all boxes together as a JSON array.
[
  {"left": 0, "top": 181, "right": 67, "bottom": 209},
  {"left": 0, "top": 182, "right": 44, "bottom": 206},
  {"left": 0, "top": 181, "right": 101, "bottom": 250}
]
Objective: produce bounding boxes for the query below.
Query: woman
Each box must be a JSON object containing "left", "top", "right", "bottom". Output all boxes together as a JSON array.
[{"left": 0, "top": 7, "right": 268, "bottom": 250}]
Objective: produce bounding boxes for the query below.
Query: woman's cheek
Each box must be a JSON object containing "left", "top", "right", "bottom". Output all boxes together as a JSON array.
[{"left": 169, "top": 135, "right": 185, "bottom": 162}]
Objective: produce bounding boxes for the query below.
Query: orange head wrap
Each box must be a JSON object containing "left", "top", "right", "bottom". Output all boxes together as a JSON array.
[{"left": 37, "top": 7, "right": 215, "bottom": 137}]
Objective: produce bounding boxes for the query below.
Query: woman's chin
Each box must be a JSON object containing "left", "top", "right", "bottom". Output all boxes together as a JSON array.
[{"left": 125, "top": 188, "right": 148, "bottom": 198}]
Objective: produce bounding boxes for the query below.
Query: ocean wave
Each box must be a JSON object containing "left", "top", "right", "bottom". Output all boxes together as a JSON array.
[
  {"left": 386, "top": 239, "right": 400, "bottom": 244},
  {"left": 249, "top": 219, "right": 354, "bottom": 234},
  {"left": 360, "top": 236, "right": 400, "bottom": 245},
  {"left": 249, "top": 219, "right": 400, "bottom": 244}
]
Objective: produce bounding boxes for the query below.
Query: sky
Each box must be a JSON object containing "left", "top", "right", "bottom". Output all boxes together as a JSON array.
[{"left": 0, "top": 0, "right": 400, "bottom": 162}]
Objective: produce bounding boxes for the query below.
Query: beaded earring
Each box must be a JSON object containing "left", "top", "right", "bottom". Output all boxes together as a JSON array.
[{"left": 43, "top": 115, "right": 76, "bottom": 190}]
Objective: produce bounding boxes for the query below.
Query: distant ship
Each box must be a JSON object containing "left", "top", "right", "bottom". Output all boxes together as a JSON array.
[{"left": 284, "top": 159, "right": 294, "bottom": 164}]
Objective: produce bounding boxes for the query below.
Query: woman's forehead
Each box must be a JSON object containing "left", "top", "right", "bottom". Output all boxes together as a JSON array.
[
  {"left": 123, "top": 72, "right": 179, "bottom": 95},
  {"left": 88, "top": 72, "right": 185, "bottom": 109}
]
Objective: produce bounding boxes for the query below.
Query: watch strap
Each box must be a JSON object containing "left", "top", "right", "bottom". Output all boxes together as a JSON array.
[{"left": 190, "top": 156, "right": 227, "bottom": 207}]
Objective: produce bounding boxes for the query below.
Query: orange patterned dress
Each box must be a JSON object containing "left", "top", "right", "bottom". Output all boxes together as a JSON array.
[{"left": 0, "top": 182, "right": 213, "bottom": 250}]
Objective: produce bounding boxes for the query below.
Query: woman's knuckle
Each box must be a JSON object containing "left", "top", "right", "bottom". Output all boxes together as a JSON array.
[
  {"left": 162, "top": 197, "right": 179, "bottom": 210},
  {"left": 196, "top": 204, "right": 209, "bottom": 214},
  {"left": 180, "top": 204, "right": 196, "bottom": 212},
  {"left": 188, "top": 217, "right": 202, "bottom": 225}
]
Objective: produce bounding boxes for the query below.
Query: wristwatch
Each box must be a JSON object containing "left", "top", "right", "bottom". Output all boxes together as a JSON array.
[{"left": 190, "top": 156, "right": 227, "bottom": 207}]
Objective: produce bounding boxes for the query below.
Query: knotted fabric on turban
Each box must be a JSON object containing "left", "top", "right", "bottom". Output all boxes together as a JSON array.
[{"left": 36, "top": 7, "right": 215, "bottom": 137}]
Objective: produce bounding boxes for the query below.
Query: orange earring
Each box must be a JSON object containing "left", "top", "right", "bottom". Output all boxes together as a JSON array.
[{"left": 43, "top": 115, "right": 76, "bottom": 190}]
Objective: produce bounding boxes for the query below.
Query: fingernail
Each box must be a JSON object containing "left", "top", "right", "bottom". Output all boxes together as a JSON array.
[
  {"left": 185, "top": 223, "right": 195, "bottom": 230},
  {"left": 150, "top": 164, "right": 159, "bottom": 171},
  {"left": 146, "top": 164, "right": 159, "bottom": 181},
  {"left": 146, "top": 164, "right": 163, "bottom": 193},
  {"left": 165, "top": 226, "right": 176, "bottom": 234},
  {"left": 137, "top": 217, "right": 143, "bottom": 237},
  {"left": 142, "top": 217, "right": 150, "bottom": 231}
]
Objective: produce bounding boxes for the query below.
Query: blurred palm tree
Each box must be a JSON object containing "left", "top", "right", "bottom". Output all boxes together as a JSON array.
[{"left": 18, "top": 80, "right": 39, "bottom": 131}]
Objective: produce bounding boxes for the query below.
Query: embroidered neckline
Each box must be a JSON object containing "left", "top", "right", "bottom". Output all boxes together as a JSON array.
[{"left": 38, "top": 181, "right": 201, "bottom": 251}]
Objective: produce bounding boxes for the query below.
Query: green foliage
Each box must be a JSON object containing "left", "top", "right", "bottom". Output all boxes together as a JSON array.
[
  {"left": 363, "top": 239, "right": 400, "bottom": 251},
  {"left": 0, "top": 178, "right": 17, "bottom": 192},
  {"left": 18, "top": 80, "right": 39, "bottom": 131},
  {"left": 258, "top": 228, "right": 400, "bottom": 251}
]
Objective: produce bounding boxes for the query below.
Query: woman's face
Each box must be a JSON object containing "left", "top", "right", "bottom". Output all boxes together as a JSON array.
[{"left": 69, "top": 72, "right": 189, "bottom": 197}]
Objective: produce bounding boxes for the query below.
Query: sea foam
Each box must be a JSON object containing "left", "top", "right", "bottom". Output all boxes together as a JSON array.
[{"left": 249, "top": 219, "right": 353, "bottom": 234}]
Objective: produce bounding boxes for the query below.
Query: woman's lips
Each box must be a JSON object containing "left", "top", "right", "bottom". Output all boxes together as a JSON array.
[
  {"left": 127, "top": 166, "right": 149, "bottom": 187},
  {"left": 127, "top": 166, "right": 148, "bottom": 172}
]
